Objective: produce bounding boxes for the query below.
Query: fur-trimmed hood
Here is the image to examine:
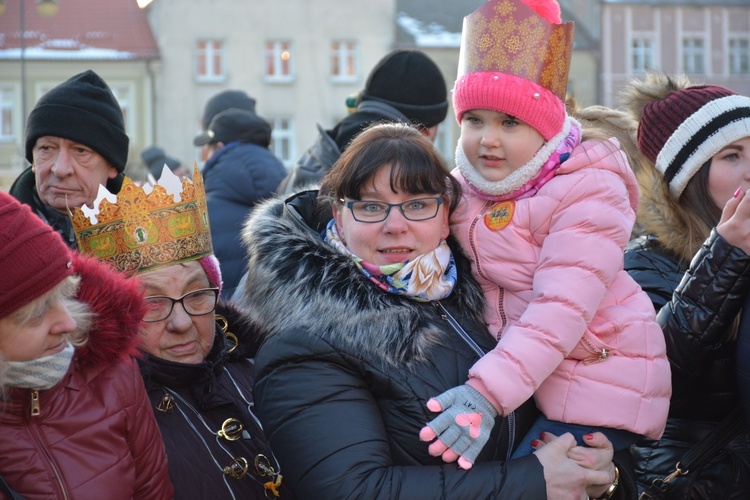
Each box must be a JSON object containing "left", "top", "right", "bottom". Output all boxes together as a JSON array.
[
  {"left": 634, "top": 162, "right": 697, "bottom": 262},
  {"left": 238, "top": 190, "right": 487, "bottom": 368},
  {"left": 72, "top": 253, "right": 145, "bottom": 372}
]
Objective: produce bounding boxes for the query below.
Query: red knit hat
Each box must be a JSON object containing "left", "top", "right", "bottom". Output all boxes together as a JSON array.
[
  {"left": 0, "top": 192, "right": 73, "bottom": 319},
  {"left": 638, "top": 85, "right": 750, "bottom": 199}
]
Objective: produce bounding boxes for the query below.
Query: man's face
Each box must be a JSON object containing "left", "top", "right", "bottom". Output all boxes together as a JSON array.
[{"left": 32, "top": 136, "right": 118, "bottom": 214}]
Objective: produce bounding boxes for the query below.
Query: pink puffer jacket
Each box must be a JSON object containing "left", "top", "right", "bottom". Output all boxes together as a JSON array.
[{"left": 450, "top": 138, "right": 671, "bottom": 439}]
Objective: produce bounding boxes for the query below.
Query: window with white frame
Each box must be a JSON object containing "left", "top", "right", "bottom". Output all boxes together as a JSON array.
[
  {"left": 330, "top": 40, "right": 358, "bottom": 82},
  {"left": 682, "top": 38, "right": 705, "bottom": 75},
  {"left": 0, "top": 86, "right": 15, "bottom": 142},
  {"left": 631, "top": 37, "right": 654, "bottom": 74},
  {"left": 264, "top": 41, "right": 293, "bottom": 82},
  {"left": 729, "top": 38, "right": 750, "bottom": 75},
  {"left": 196, "top": 40, "right": 225, "bottom": 81},
  {"left": 109, "top": 84, "right": 134, "bottom": 136},
  {"left": 269, "top": 117, "right": 295, "bottom": 167}
]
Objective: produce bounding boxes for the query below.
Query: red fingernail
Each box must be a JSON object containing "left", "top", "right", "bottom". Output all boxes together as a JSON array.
[
  {"left": 584, "top": 434, "right": 593, "bottom": 440},
  {"left": 734, "top": 187, "right": 743, "bottom": 198},
  {"left": 539, "top": 432, "right": 545, "bottom": 440},
  {"left": 531, "top": 440, "right": 540, "bottom": 447}
]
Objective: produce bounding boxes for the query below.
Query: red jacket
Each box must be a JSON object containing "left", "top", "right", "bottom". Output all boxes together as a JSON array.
[{"left": 0, "top": 254, "right": 173, "bottom": 499}]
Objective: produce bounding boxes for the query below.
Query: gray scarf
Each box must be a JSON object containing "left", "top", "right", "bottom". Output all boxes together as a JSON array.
[{"left": 5, "top": 342, "right": 75, "bottom": 390}]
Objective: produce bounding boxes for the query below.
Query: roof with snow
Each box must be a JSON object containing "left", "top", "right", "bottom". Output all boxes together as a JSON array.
[
  {"left": 0, "top": 0, "right": 159, "bottom": 61},
  {"left": 396, "top": 0, "right": 598, "bottom": 51}
]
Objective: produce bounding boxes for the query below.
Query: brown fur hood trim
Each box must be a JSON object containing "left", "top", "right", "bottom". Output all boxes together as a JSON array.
[{"left": 634, "top": 165, "right": 696, "bottom": 261}]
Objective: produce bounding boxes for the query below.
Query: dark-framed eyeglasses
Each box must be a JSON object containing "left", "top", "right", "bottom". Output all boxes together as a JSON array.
[
  {"left": 143, "top": 287, "right": 219, "bottom": 323},
  {"left": 343, "top": 197, "right": 443, "bottom": 223}
]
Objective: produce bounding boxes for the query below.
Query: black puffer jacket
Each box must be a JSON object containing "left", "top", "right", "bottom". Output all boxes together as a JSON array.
[
  {"left": 138, "top": 302, "right": 289, "bottom": 499},
  {"left": 238, "top": 190, "right": 550, "bottom": 498},
  {"left": 626, "top": 231, "right": 750, "bottom": 419},
  {"left": 625, "top": 231, "right": 750, "bottom": 497}
]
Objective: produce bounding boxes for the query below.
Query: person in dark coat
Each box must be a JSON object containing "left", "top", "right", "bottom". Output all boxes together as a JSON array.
[
  {"left": 276, "top": 49, "right": 449, "bottom": 195},
  {"left": 0, "top": 192, "right": 173, "bottom": 499},
  {"left": 195, "top": 108, "right": 287, "bottom": 299},
  {"left": 70, "top": 166, "right": 288, "bottom": 499},
  {"left": 9, "top": 70, "right": 128, "bottom": 248},
  {"left": 621, "top": 71, "right": 750, "bottom": 498},
  {"left": 237, "top": 123, "right": 631, "bottom": 499}
]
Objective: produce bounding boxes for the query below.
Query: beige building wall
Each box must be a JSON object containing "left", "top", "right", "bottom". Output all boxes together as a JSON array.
[{"left": 146, "top": 0, "right": 397, "bottom": 170}]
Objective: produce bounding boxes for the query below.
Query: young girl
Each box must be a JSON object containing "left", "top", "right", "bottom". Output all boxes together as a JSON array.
[{"left": 419, "top": 0, "right": 671, "bottom": 470}]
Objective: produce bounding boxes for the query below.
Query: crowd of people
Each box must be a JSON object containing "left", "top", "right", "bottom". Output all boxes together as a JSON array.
[{"left": 2, "top": 0, "right": 750, "bottom": 498}]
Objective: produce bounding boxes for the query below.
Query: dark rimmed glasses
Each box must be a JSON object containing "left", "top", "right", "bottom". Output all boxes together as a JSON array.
[
  {"left": 343, "top": 197, "right": 443, "bottom": 223},
  {"left": 143, "top": 287, "right": 219, "bottom": 323}
]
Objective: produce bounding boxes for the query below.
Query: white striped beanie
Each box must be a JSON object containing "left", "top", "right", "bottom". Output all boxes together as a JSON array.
[{"left": 637, "top": 85, "right": 750, "bottom": 199}]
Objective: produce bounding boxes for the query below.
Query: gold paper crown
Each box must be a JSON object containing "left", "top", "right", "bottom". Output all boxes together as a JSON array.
[
  {"left": 457, "top": 0, "right": 574, "bottom": 100},
  {"left": 70, "top": 164, "right": 213, "bottom": 275}
]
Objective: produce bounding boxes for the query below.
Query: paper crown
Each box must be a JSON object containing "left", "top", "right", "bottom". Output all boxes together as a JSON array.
[
  {"left": 70, "top": 164, "right": 213, "bottom": 275},
  {"left": 457, "top": 0, "right": 574, "bottom": 101}
]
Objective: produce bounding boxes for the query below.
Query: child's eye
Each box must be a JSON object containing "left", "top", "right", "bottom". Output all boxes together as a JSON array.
[{"left": 503, "top": 119, "right": 518, "bottom": 128}]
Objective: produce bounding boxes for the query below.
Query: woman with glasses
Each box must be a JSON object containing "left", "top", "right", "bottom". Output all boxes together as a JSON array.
[
  {"left": 67, "top": 165, "right": 289, "bottom": 499},
  {"left": 236, "top": 122, "right": 620, "bottom": 498},
  {"left": 133, "top": 236, "right": 288, "bottom": 499}
]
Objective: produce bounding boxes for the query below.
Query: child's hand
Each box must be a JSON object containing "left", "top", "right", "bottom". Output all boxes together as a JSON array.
[{"left": 419, "top": 384, "right": 498, "bottom": 469}]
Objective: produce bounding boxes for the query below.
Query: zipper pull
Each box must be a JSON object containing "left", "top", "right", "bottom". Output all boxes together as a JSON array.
[
  {"left": 584, "top": 348, "right": 610, "bottom": 366},
  {"left": 30, "top": 390, "right": 40, "bottom": 417}
]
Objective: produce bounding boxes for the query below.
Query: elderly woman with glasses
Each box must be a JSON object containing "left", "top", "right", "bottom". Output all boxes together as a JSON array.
[
  {"left": 135, "top": 235, "right": 288, "bottom": 500},
  {"left": 71, "top": 167, "right": 287, "bottom": 499},
  {"left": 235, "top": 122, "right": 627, "bottom": 499}
]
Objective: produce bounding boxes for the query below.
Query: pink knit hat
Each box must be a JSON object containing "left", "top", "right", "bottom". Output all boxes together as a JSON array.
[
  {"left": 0, "top": 192, "right": 73, "bottom": 319},
  {"left": 453, "top": 0, "right": 574, "bottom": 141}
]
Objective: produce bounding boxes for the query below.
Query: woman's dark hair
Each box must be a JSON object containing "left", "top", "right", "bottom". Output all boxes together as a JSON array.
[{"left": 319, "top": 122, "right": 461, "bottom": 212}]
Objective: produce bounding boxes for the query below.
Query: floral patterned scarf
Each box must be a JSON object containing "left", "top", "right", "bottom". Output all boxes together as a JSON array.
[{"left": 325, "top": 219, "right": 456, "bottom": 302}]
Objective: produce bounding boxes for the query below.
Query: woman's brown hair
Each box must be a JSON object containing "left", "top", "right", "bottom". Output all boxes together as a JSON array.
[{"left": 319, "top": 122, "right": 461, "bottom": 212}]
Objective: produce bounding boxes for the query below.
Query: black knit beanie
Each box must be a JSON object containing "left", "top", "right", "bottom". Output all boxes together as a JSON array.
[
  {"left": 359, "top": 50, "right": 448, "bottom": 128},
  {"left": 25, "top": 70, "right": 129, "bottom": 172},
  {"left": 201, "top": 90, "right": 257, "bottom": 130}
]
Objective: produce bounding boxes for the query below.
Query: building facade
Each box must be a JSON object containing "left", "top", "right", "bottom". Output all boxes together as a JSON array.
[
  {"left": 0, "top": 0, "right": 159, "bottom": 189},
  {"left": 145, "top": 0, "right": 397, "bottom": 170},
  {"left": 601, "top": 0, "right": 750, "bottom": 107}
]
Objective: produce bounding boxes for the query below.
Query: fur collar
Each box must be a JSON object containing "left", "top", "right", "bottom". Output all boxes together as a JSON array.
[
  {"left": 635, "top": 163, "right": 696, "bottom": 262},
  {"left": 239, "top": 191, "right": 487, "bottom": 368},
  {"left": 72, "top": 254, "right": 145, "bottom": 372}
]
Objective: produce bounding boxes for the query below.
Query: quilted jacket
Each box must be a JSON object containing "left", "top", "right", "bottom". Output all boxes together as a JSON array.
[
  {"left": 451, "top": 138, "right": 671, "bottom": 439},
  {"left": 0, "top": 254, "right": 173, "bottom": 499}
]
